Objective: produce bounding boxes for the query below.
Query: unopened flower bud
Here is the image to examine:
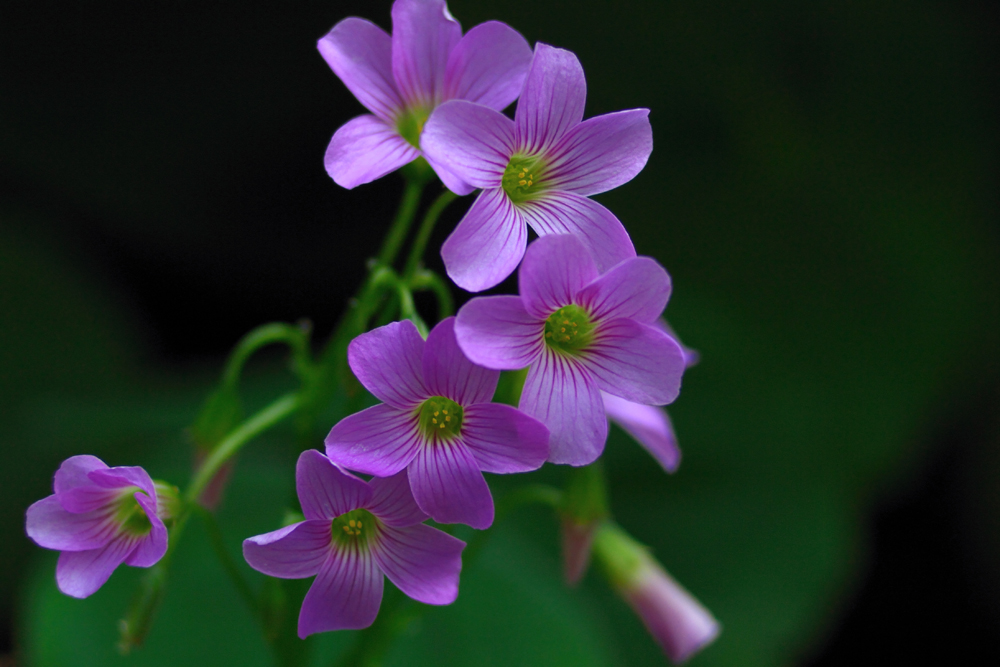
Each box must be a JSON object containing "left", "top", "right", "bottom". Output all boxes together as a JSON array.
[{"left": 593, "top": 523, "right": 719, "bottom": 664}]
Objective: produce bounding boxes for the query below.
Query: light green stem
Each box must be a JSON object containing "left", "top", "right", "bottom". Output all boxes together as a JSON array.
[{"left": 402, "top": 189, "right": 458, "bottom": 279}]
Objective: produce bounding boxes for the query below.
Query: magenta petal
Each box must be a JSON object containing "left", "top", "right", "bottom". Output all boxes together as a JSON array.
[
  {"left": 88, "top": 466, "right": 155, "bottom": 498},
  {"left": 298, "top": 545, "right": 383, "bottom": 637},
  {"left": 602, "top": 393, "right": 681, "bottom": 473},
  {"left": 391, "top": 0, "right": 462, "bottom": 107},
  {"left": 520, "top": 351, "right": 607, "bottom": 466},
  {"left": 243, "top": 520, "right": 333, "bottom": 579},
  {"left": 53, "top": 455, "right": 108, "bottom": 493},
  {"left": 56, "top": 536, "right": 137, "bottom": 598},
  {"left": 454, "top": 295, "right": 542, "bottom": 370},
  {"left": 444, "top": 21, "right": 532, "bottom": 111},
  {"left": 518, "top": 234, "right": 599, "bottom": 319},
  {"left": 409, "top": 441, "right": 494, "bottom": 529},
  {"left": 318, "top": 18, "right": 402, "bottom": 121},
  {"left": 421, "top": 100, "right": 515, "bottom": 190},
  {"left": 324, "top": 114, "right": 420, "bottom": 189},
  {"left": 461, "top": 403, "right": 549, "bottom": 473},
  {"left": 441, "top": 188, "right": 527, "bottom": 292},
  {"left": 423, "top": 317, "right": 498, "bottom": 405},
  {"left": 296, "top": 450, "right": 373, "bottom": 521},
  {"left": 26, "top": 496, "right": 116, "bottom": 551},
  {"left": 368, "top": 470, "right": 427, "bottom": 527},
  {"left": 547, "top": 109, "right": 653, "bottom": 196},
  {"left": 575, "top": 257, "right": 671, "bottom": 324},
  {"left": 56, "top": 486, "right": 123, "bottom": 514},
  {"left": 520, "top": 192, "right": 636, "bottom": 274},
  {"left": 325, "top": 404, "right": 423, "bottom": 477},
  {"left": 372, "top": 524, "right": 464, "bottom": 605},
  {"left": 514, "top": 43, "right": 587, "bottom": 153},
  {"left": 582, "top": 320, "right": 686, "bottom": 406},
  {"left": 124, "top": 494, "right": 168, "bottom": 567},
  {"left": 348, "top": 320, "right": 428, "bottom": 409}
]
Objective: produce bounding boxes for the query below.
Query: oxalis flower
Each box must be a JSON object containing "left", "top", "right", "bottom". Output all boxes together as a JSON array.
[
  {"left": 319, "top": 0, "right": 532, "bottom": 189},
  {"left": 244, "top": 451, "right": 464, "bottom": 637},
  {"left": 421, "top": 43, "right": 652, "bottom": 291},
  {"left": 325, "top": 317, "right": 549, "bottom": 529},
  {"left": 25, "top": 456, "right": 171, "bottom": 598},
  {"left": 455, "top": 234, "right": 685, "bottom": 466}
]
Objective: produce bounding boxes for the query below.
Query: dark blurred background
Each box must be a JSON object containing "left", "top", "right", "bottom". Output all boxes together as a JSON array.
[{"left": 1, "top": 0, "right": 998, "bottom": 665}]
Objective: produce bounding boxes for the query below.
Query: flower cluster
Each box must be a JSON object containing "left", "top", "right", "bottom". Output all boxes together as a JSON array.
[{"left": 25, "top": 0, "right": 718, "bottom": 661}]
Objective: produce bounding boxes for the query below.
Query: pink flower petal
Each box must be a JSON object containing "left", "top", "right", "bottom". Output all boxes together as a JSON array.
[
  {"left": 423, "top": 317, "right": 499, "bottom": 406},
  {"left": 324, "top": 114, "right": 420, "bottom": 189},
  {"left": 421, "top": 99, "right": 515, "bottom": 191},
  {"left": 546, "top": 108, "right": 653, "bottom": 196},
  {"left": 602, "top": 393, "right": 681, "bottom": 473},
  {"left": 520, "top": 350, "right": 607, "bottom": 466},
  {"left": 296, "top": 450, "right": 373, "bottom": 521},
  {"left": 515, "top": 43, "right": 587, "bottom": 154},
  {"left": 441, "top": 188, "right": 527, "bottom": 293},
  {"left": 56, "top": 486, "right": 123, "bottom": 514},
  {"left": 298, "top": 544, "right": 383, "bottom": 637},
  {"left": 243, "top": 520, "right": 333, "bottom": 579},
  {"left": 368, "top": 470, "right": 428, "bottom": 527},
  {"left": 390, "top": 0, "right": 462, "bottom": 107},
  {"left": 454, "top": 295, "right": 543, "bottom": 370},
  {"left": 55, "top": 536, "right": 138, "bottom": 599},
  {"left": 124, "top": 493, "right": 168, "bottom": 567},
  {"left": 371, "top": 523, "right": 464, "bottom": 605},
  {"left": 517, "top": 234, "right": 599, "bottom": 320},
  {"left": 409, "top": 441, "right": 494, "bottom": 529},
  {"left": 519, "top": 192, "right": 635, "bottom": 274},
  {"left": 444, "top": 21, "right": 532, "bottom": 111},
  {"left": 53, "top": 455, "right": 107, "bottom": 494},
  {"left": 348, "top": 320, "right": 428, "bottom": 409},
  {"left": 461, "top": 403, "right": 549, "bottom": 473},
  {"left": 26, "top": 496, "right": 117, "bottom": 552},
  {"left": 575, "top": 257, "right": 671, "bottom": 324},
  {"left": 325, "top": 404, "right": 423, "bottom": 477},
  {"left": 581, "top": 320, "right": 686, "bottom": 406},
  {"left": 318, "top": 18, "right": 403, "bottom": 121},
  {"left": 88, "top": 465, "right": 155, "bottom": 498}
]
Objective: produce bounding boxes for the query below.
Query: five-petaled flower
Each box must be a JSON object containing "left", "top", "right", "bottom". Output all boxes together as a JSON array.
[
  {"left": 244, "top": 450, "right": 465, "bottom": 637},
  {"left": 455, "top": 234, "right": 685, "bottom": 466},
  {"left": 319, "top": 0, "right": 532, "bottom": 189},
  {"left": 421, "top": 43, "right": 653, "bottom": 292},
  {"left": 326, "top": 317, "right": 549, "bottom": 529},
  {"left": 25, "top": 456, "right": 170, "bottom": 598}
]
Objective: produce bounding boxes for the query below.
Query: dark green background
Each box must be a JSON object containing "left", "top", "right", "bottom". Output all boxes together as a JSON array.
[{"left": 2, "top": 0, "right": 998, "bottom": 664}]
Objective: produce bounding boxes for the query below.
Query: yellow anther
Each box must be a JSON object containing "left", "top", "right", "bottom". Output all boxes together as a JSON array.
[
  {"left": 349, "top": 520, "right": 357, "bottom": 528},
  {"left": 357, "top": 521, "right": 362, "bottom": 528},
  {"left": 434, "top": 411, "right": 439, "bottom": 416},
  {"left": 432, "top": 418, "right": 438, "bottom": 424},
  {"left": 445, "top": 416, "right": 451, "bottom": 422},
  {"left": 443, "top": 409, "right": 449, "bottom": 415},
  {"left": 527, "top": 179, "right": 533, "bottom": 186},
  {"left": 343, "top": 525, "right": 351, "bottom": 533},
  {"left": 439, "top": 423, "right": 445, "bottom": 429},
  {"left": 519, "top": 180, "right": 527, "bottom": 186},
  {"left": 560, "top": 327, "right": 566, "bottom": 333}
]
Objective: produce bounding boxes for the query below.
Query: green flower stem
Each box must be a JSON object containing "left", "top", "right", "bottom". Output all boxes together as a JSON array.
[
  {"left": 408, "top": 268, "right": 454, "bottom": 319},
  {"left": 221, "top": 322, "right": 313, "bottom": 392},
  {"left": 378, "top": 178, "right": 427, "bottom": 268},
  {"left": 401, "top": 189, "right": 458, "bottom": 280}
]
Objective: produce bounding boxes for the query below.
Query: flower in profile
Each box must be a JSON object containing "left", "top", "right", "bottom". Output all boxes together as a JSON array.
[
  {"left": 319, "top": 0, "right": 533, "bottom": 189},
  {"left": 594, "top": 523, "right": 719, "bottom": 664},
  {"left": 455, "top": 234, "right": 685, "bottom": 466},
  {"left": 25, "top": 456, "right": 170, "bottom": 598},
  {"left": 421, "top": 43, "right": 652, "bottom": 291},
  {"left": 244, "top": 450, "right": 464, "bottom": 636},
  {"left": 325, "top": 317, "right": 549, "bottom": 529}
]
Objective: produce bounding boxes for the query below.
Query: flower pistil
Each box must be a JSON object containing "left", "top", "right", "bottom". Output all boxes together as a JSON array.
[
  {"left": 543, "top": 304, "right": 595, "bottom": 354},
  {"left": 418, "top": 396, "right": 464, "bottom": 439},
  {"left": 501, "top": 155, "right": 547, "bottom": 204}
]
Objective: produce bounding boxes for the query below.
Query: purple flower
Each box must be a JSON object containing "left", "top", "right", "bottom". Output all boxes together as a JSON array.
[
  {"left": 455, "top": 234, "right": 685, "bottom": 466},
  {"left": 325, "top": 317, "right": 549, "bottom": 529},
  {"left": 421, "top": 43, "right": 652, "bottom": 292},
  {"left": 318, "top": 0, "right": 532, "bottom": 189},
  {"left": 244, "top": 451, "right": 464, "bottom": 637},
  {"left": 25, "top": 456, "right": 169, "bottom": 598}
]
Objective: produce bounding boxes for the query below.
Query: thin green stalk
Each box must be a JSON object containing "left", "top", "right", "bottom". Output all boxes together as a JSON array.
[
  {"left": 409, "top": 269, "right": 454, "bottom": 319},
  {"left": 222, "top": 322, "right": 312, "bottom": 391},
  {"left": 378, "top": 178, "right": 426, "bottom": 268},
  {"left": 401, "top": 189, "right": 458, "bottom": 279}
]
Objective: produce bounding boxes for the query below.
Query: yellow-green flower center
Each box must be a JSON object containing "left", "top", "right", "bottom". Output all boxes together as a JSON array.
[
  {"left": 544, "top": 304, "right": 595, "bottom": 355},
  {"left": 396, "top": 106, "right": 431, "bottom": 149},
  {"left": 502, "top": 155, "right": 546, "bottom": 204},
  {"left": 114, "top": 489, "right": 153, "bottom": 536},
  {"left": 332, "top": 509, "right": 376, "bottom": 546},
  {"left": 418, "top": 396, "right": 464, "bottom": 441}
]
